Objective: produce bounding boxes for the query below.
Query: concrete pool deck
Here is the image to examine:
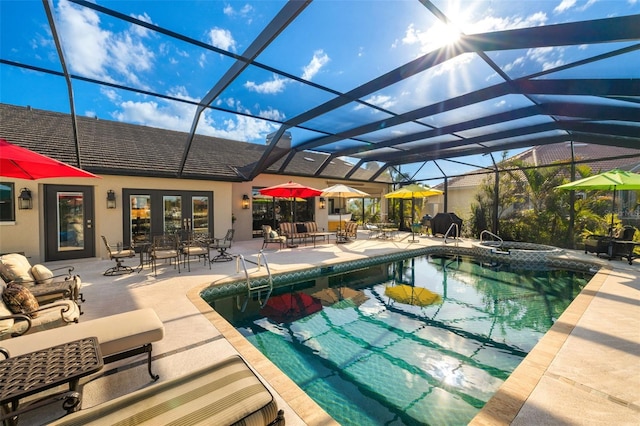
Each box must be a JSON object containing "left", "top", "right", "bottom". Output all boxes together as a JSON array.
[{"left": 14, "top": 231, "right": 639, "bottom": 425}]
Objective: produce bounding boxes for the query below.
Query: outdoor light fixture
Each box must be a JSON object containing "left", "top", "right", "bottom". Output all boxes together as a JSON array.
[
  {"left": 242, "top": 194, "right": 250, "bottom": 209},
  {"left": 18, "top": 188, "right": 32, "bottom": 210},
  {"left": 319, "top": 197, "right": 326, "bottom": 209},
  {"left": 107, "top": 190, "right": 117, "bottom": 209}
]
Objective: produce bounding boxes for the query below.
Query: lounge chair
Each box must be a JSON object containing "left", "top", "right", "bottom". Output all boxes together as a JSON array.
[
  {"left": 48, "top": 355, "right": 284, "bottom": 426},
  {"left": 101, "top": 236, "right": 136, "bottom": 276},
  {"left": 584, "top": 225, "right": 637, "bottom": 260},
  {"left": 336, "top": 221, "right": 358, "bottom": 242},
  {"left": 210, "top": 229, "right": 234, "bottom": 262},
  {"left": 0, "top": 253, "right": 83, "bottom": 307},
  {"left": 1, "top": 278, "right": 80, "bottom": 339},
  {"left": 262, "top": 225, "right": 287, "bottom": 250}
]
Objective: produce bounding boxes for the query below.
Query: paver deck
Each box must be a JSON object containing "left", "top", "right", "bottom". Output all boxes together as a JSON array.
[{"left": 13, "top": 231, "right": 640, "bottom": 425}]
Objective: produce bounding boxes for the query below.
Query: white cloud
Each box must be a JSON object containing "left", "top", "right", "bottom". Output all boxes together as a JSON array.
[
  {"left": 109, "top": 87, "right": 279, "bottom": 142},
  {"left": 208, "top": 27, "right": 236, "bottom": 52},
  {"left": 358, "top": 94, "right": 397, "bottom": 111},
  {"left": 554, "top": 0, "right": 577, "bottom": 13},
  {"left": 527, "top": 46, "right": 566, "bottom": 70},
  {"left": 56, "top": 0, "right": 155, "bottom": 88},
  {"left": 130, "top": 12, "right": 154, "bottom": 37},
  {"left": 244, "top": 75, "right": 288, "bottom": 94},
  {"left": 302, "top": 50, "right": 329, "bottom": 81}
]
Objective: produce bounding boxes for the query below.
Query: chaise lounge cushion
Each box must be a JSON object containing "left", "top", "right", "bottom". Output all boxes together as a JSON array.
[
  {"left": 49, "top": 355, "right": 282, "bottom": 426},
  {"left": 2, "top": 282, "right": 39, "bottom": 317}
]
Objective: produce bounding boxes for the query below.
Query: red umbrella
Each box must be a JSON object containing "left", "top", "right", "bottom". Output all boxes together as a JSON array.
[
  {"left": 259, "top": 181, "right": 323, "bottom": 223},
  {"left": 260, "top": 292, "right": 323, "bottom": 324},
  {"left": 258, "top": 181, "right": 323, "bottom": 198},
  {"left": 0, "top": 138, "right": 99, "bottom": 180}
]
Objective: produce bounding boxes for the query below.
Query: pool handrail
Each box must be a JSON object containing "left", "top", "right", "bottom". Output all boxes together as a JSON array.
[
  {"left": 480, "top": 230, "right": 503, "bottom": 247},
  {"left": 443, "top": 223, "right": 460, "bottom": 245}
]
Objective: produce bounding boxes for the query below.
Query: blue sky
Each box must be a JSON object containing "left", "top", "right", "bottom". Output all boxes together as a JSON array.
[{"left": 1, "top": 0, "right": 639, "bottom": 183}]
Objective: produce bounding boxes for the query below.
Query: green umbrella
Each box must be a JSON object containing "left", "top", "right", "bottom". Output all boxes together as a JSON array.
[{"left": 556, "top": 169, "right": 640, "bottom": 232}]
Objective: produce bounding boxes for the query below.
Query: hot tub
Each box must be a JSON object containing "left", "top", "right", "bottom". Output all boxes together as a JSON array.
[{"left": 471, "top": 240, "right": 564, "bottom": 263}]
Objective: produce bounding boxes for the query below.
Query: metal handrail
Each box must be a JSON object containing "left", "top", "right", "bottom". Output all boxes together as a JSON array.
[
  {"left": 236, "top": 250, "right": 273, "bottom": 312},
  {"left": 480, "top": 230, "right": 503, "bottom": 246},
  {"left": 443, "top": 223, "right": 460, "bottom": 245}
]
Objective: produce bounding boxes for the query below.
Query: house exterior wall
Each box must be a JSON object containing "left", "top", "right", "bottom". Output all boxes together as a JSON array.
[{"left": 1, "top": 174, "right": 389, "bottom": 264}]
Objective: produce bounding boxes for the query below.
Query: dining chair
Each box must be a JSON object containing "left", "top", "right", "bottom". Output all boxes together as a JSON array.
[{"left": 151, "top": 234, "right": 181, "bottom": 277}]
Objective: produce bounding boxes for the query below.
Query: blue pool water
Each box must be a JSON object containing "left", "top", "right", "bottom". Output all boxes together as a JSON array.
[{"left": 210, "top": 254, "right": 591, "bottom": 425}]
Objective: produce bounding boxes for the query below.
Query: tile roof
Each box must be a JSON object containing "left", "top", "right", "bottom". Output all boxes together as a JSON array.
[{"left": 1, "top": 103, "right": 380, "bottom": 182}]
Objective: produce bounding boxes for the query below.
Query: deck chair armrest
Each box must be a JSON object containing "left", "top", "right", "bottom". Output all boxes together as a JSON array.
[
  {"left": 49, "top": 265, "right": 74, "bottom": 276},
  {"left": 0, "top": 313, "right": 32, "bottom": 337},
  {"left": 0, "top": 347, "right": 9, "bottom": 359}
]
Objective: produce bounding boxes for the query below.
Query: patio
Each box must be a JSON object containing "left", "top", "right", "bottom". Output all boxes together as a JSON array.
[{"left": 12, "top": 230, "right": 640, "bottom": 425}]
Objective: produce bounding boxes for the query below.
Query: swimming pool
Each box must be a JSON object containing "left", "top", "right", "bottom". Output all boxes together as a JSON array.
[{"left": 208, "top": 254, "right": 592, "bottom": 425}]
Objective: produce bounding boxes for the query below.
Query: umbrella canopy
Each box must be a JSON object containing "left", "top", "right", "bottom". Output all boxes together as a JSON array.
[
  {"left": 259, "top": 181, "right": 323, "bottom": 199},
  {"left": 312, "top": 287, "right": 368, "bottom": 308},
  {"left": 321, "top": 184, "right": 370, "bottom": 199},
  {"left": 0, "top": 138, "right": 99, "bottom": 180},
  {"left": 260, "top": 292, "right": 323, "bottom": 324},
  {"left": 385, "top": 285, "right": 442, "bottom": 307},
  {"left": 385, "top": 184, "right": 443, "bottom": 241},
  {"left": 556, "top": 169, "right": 640, "bottom": 231},
  {"left": 321, "top": 184, "right": 370, "bottom": 233},
  {"left": 384, "top": 184, "right": 443, "bottom": 199}
]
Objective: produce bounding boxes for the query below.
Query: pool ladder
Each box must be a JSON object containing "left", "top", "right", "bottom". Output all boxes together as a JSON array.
[{"left": 236, "top": 250, "right": 273, "bottom": 312}]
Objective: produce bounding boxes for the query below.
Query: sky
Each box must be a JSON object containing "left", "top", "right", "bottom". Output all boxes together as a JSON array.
[{"left": 1, "top": 0, "right": 639, "bottom": 183}]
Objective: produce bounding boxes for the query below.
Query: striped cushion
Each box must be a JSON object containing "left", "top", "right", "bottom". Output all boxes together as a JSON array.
[{"left": 50, "top": 355, "right": 282, "bottom": 426}]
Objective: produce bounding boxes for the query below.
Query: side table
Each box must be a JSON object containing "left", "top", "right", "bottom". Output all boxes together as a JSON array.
[{"left": 0, "top": 337, "right": 103, "bottom": 424}]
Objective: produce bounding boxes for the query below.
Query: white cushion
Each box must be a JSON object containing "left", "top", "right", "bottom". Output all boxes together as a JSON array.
[
  {"left": 31, "top": 264, "right": 54, "bottom": 285},
  {"left": 0, "top": 253, "right": 34, "bottom": 283}
]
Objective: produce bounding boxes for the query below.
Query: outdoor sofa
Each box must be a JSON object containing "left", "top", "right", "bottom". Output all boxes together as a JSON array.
[{"left": 279, "top": 222, "right": 330, "bottom": 245}]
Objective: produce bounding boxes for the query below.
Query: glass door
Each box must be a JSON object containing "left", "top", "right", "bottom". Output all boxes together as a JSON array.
[{"left": 45, "top": 185, "right": 95, "bottom": 261}]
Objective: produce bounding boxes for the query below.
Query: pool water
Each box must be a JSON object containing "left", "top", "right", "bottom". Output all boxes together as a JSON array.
[{"left": 211, "top": 254, "right": 591, "bottom": 426}]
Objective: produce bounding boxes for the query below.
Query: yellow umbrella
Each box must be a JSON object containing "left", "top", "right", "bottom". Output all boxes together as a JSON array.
[
  {"left": 384, "top": 184, "right": 443, "bottom": 241},
  {"left": 385, "top": 285, "right": 442, "bottom": 307}
]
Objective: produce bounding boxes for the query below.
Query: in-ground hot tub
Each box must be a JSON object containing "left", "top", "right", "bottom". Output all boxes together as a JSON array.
[{"left": 471, "top": 240, "right": 564, "bottom": 263}]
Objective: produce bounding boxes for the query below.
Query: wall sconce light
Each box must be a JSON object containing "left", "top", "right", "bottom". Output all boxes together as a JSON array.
[
  {"left": 242, "top": 194, "right": 250, "bottom": 209},
  {"left": 319, "top": 197, "right": 326, "bottom": 209},
  {"left": 18, "top": 188, "right": 33, "bottom": 210},
  {"left": 106, "top": 190, "right": 117, "bottom": 209}
]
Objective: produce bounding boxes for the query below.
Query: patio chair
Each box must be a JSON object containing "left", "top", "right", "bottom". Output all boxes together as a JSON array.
[
  {"left": 151, "top": 234, "right": 181, "bottom": 277},
  {"left": 337, "top": 221, "right": 358, "bottom": 242},
  {"left": 584, "top": 225, "right": 637, "bottom": 259},
  {"left": 210, "top": 229, "right": 234, "bottom": 262},
  {"left": 180, "top": 231, "right": 211, "bottom": 271},
  {"left": 101, "top": 236, "right": 136, "bottom": 276},
  {"left": 0, "top": 253, "right": 83, "bottom": 308},
  {"left": 262, "top": 225, "right": 287, "bottom": 250}
]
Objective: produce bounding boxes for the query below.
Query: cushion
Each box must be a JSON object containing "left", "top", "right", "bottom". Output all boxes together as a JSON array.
[
  {"left": 0, "top": 282, "right": 15, "bottom": 331},
  {"left": 2, "top": 282, "right": 39, "bottom": 318},
  {"left": 31, "top": 264, "right": 54, "bottom": 285},
  {"left": 296, "top": 223, "right": 307, "bottom": 233},
  {"left": 269, "top": 230, "right": 279, "bottom": 238},
  {"left": 0, "top": 253, "right": 34, "bottom": 283}
]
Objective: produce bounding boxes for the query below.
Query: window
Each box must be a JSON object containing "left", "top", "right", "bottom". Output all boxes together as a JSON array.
[{"left": 0, "top": 182, "right": 15, "bottom": 222}]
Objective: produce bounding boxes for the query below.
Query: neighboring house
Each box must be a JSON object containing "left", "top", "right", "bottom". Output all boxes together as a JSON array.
[
  {"left": 0, "top": 104, "right": 389, "bottom": 263},
  {"left": 432, "top": 143, "right": 640, "bottom": 221}
]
